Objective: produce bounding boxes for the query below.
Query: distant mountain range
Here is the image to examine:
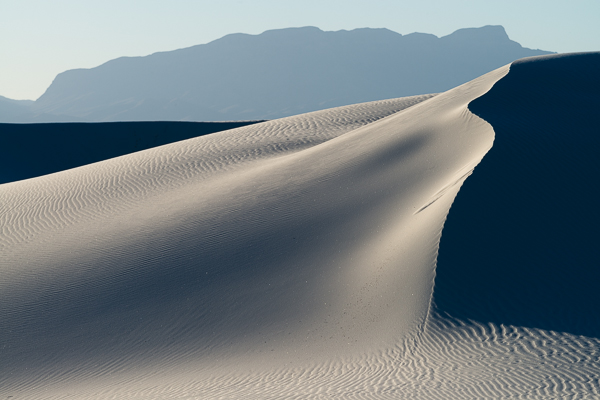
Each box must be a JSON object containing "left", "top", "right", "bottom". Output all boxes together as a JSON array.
[{"left": 2, "top": 25, "right": 553, "bottom": 122}]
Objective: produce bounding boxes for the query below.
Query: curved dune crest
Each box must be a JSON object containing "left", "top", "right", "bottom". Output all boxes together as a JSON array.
[{"left": 2, "top": 54, "right": 599, "bottom": 398}]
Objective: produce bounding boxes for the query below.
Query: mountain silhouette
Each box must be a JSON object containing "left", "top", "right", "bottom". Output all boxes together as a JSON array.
[
  {"left": 0, "top": 95, "right": 85, "bottom": 123},
  {"left": 0, "top": 96, "right": 35, "bottom": 123},
  {"left": 12, "top": 26, "right": 552, "bottom": 122}
]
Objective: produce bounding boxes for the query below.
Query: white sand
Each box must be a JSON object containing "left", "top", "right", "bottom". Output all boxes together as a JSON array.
[{"left": 1, "top": 55, "right": 599, "bottom": 399}]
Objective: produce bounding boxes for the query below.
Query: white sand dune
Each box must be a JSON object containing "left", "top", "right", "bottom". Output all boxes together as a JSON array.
[{"left": 2, "top": 53, "right": 599, "bottom": 399}]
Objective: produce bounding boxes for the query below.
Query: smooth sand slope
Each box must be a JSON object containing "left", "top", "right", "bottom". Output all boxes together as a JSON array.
[{"left": 1, "top": 54, "right": 599, "bottom": 399}]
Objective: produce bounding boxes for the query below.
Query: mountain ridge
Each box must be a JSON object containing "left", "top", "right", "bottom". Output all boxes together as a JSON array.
[{"left": 5, "top": 25, "right": 553, "bottom": 122}]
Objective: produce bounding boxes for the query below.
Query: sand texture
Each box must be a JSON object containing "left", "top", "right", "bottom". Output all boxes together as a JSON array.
[{"left": 1, "top": 53, "right": 599, "bottom": 399}]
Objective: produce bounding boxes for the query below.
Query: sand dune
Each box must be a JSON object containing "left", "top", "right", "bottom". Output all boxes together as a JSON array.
[{"left": 1, "top": 54, "right": 599, "bottom": 399}]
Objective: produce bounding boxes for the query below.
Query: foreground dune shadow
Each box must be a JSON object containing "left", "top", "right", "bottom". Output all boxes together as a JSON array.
[
  {"left": 0, "top": 120, "right": 263, "bottom": 184},
  {"left": 434, "top": 53, "right": 600, "bottom": 337}
]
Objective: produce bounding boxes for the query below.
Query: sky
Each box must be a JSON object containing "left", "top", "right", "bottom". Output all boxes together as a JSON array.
[{"left": 2, "top": 0, "right": 599, "bottom": 100}]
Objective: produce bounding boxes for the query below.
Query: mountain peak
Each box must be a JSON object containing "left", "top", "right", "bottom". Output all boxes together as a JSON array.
[{"left": 443, "top": 25, "right": 510, "bottom": 42}]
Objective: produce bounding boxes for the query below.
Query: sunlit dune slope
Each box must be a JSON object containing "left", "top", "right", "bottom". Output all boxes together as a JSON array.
[{"left": 0, "top": 72, "right": 496, "bottom": 396}]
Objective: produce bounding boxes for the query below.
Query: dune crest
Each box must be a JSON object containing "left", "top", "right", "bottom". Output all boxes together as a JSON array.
[{"left": 2, "top": 54, "right": 600, "bottom": 398}]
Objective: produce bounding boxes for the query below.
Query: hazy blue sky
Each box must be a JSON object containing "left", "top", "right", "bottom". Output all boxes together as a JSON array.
[{"left": 2, "top": 0, "right": 599, "bottom": 100}]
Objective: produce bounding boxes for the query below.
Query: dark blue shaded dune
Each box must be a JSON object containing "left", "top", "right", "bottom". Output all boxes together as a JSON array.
[
  {"left": 0, "top": 120, "right": 263, "bottom": 184},
  {"left": 434, "top": 53, "right": 600, "bottom": 337}
]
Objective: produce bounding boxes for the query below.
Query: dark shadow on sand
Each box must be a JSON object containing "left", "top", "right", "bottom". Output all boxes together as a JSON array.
[
  {"left": 0, "top": 120, "right": 264, "bottom": 184},
  {"left": 434, "top": 53, "right": 600, "bottom": 337}
]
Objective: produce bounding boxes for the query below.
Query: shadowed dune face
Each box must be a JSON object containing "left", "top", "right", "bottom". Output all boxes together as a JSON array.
[{"left": 434, "top": 52, "right": 600, "bottom": 337}]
